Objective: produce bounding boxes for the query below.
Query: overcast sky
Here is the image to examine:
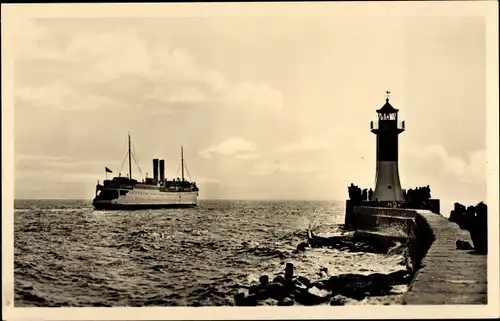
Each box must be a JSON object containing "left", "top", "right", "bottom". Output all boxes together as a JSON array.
[{"left": 13, "top": 14, "right": 486, "bottom": 208}]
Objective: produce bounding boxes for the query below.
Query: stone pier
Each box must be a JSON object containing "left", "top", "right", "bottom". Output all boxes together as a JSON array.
[
  {"left": 404, "top": 211, "right": 487, "bottom": 304},
  {"left": 345, "top": 206, "right": 487, "bottom": 305}
]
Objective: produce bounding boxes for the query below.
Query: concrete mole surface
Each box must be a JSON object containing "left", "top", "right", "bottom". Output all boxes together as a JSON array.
[{"left": 403, "top": 210, "right": 487, "bottom": 305}]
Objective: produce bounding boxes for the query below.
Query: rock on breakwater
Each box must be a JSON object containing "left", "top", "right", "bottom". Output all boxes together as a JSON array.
[
  {"left": 233, "top": 226, "right": 413, "bottom": 306},
  {"left": 299, "top": 229, "right": 409, "bottom": 255},
  {"left": 234, "top": 263, "right": 413, "bottom": 306}
]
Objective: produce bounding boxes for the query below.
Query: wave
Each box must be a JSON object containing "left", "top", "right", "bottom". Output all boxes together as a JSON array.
[{"left": 14, "top": 200, "right": 401, "bottom": 306}]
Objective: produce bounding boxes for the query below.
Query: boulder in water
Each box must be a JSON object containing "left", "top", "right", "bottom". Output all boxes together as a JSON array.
[
  {"left": 278, "top": 297, "right": 295, "bottom": 306},
  {"left": 273, "top": 275, "right": 286, "bottom": 284},
  {"left": 234, "top": 292, "right": 258, "bottom": 306},
  {"left": 234, "top": 292, "right": 245, "bottom": 304},
  {"left": 330, "top": 295, "right": 346, "bottom": 306},
  {"left": 294, "top": 286, "right": 331, "bottom": 306},
  {"left": 296, "top": 242, "right": 309, "bottom": 252},
  {"left": 255, "top": 289, "right": 269, "bottom": 301},
  {"left": 308, "top": 286, "right": 330, "bottom": 298},
  {"left": 456, "top": 240, "right": 473, "bottom": 250},
  {"left": 259, "top": 275, "right": 269, "bottom": 286},
  {"left": 242, "top": 294, "right": 258, "bottom": 306},
  {"left": 311, "top": 280, "right": 328, "bottom": 290},
  {"left": 248, "top": 285, "right": 259, "bottom": 294},
  {"left": 387, "top": 270, "right": 412, "bottom": 285},
  {"left": 296, "top": 275, "right": 311, "bottom": 287},
  {"left": 265, "top": 282, "right": 288, "bottom": 300},
  {"left": 292, "top": 278, "right": 308, "bottom": 291}
]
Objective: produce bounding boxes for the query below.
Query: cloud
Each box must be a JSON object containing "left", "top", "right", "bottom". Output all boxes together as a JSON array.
[
  {"left": 15, "top": 153, "right": 112, "bottom": 175},
  {"left": 249, "top": 160, "right": 327, "bottom": 176},
  {"left": 249, "top": 129, "right": 486, "bottom": 205},
  {"left": 14, "top": 19, "right": 57, "bottom": 60},
  {"left": 196, "top": 177, "right": 221, "bottom": 184},
  {"left": 14, "top": 154, "right": 106, "bottom": 198},
  {"left": 399, "top": 144, "right": 486, "bottom": 215},
  {"left": 249, "top": 162, "right": 278, "bottom": 176},
  {"left": 224, "top": 82, "right": 284, "bottom": 111},
  {"left": 167, "top": 87, "right": 210, "bottom": 103},
  {"left": 249, "top": 128, "right": 368, "bottom": 177},
  {"left": 235, "top": 153, "right": 260, "bottom": 160},
  {"left": 199, "top": 137, "right": 258, "bottom": 159},
  {"left": 16, "top": 82, "right": 117, "bottom": 111},
  {"left": 403, "top": 144, "right": 486, "bottom": 187},
  {"left": 280, "top": 136, "right": 331, "bottom": 154},
  {"left": 278, "top": 127, "right": 366, "bottom": 155},
  {"left": 14, "top": 21, "right": 284, "bottom": 113}
]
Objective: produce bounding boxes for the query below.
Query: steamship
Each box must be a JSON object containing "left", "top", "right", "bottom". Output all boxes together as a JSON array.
[{"left": 92, "top": 134, "right": 199, "bottom": 210}]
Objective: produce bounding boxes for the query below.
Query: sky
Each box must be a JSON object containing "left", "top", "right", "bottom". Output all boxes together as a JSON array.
[{"left": 12, "top": 14, "right": 487, "bottom": 209}]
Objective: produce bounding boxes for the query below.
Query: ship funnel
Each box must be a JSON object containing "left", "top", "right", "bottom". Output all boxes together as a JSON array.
[
  {"left": 159, "top": 159, "right": 165, "bottom": 184},
  {"left": 153, "top": 159, "right": 159, "bottom": 184}
]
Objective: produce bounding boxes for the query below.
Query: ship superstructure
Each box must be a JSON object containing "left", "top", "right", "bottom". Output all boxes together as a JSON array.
[{"left": 92, "top": 134, "right": 199, "bottom": 210}]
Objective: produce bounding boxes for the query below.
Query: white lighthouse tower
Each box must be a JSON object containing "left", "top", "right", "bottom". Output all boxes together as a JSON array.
[{"left": 370, "top": 92, "right": 406, "bottom": 202}]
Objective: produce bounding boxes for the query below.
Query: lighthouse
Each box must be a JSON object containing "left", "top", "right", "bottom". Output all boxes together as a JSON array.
[{"left": 370, "top": 93, "right": 406, "bottom": 202}]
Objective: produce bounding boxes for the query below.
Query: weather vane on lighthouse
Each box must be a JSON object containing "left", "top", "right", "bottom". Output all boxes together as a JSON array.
[
  {"left": 369, "top": 92, "right": 405, "bottom": 201},
  {"left": 385, "top": 90, "right": 391, "bottom": 100}
]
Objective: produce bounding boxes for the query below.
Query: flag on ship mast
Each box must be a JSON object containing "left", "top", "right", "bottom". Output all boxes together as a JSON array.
[{"left": 105, "top": 167, "right": 112, "bottom": 179}]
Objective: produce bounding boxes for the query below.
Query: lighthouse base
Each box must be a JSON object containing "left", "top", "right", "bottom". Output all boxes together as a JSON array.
[
  {"left": 373, "top": 161, "right": 405, "bottom": 201},
  {"left": 344, "top": 199, "right": 441, "bottom": 228}
]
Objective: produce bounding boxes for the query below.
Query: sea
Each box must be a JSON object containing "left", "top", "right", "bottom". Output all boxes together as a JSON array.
[{"left": 14, "top": 199, "right": 407, "bottom": 307}]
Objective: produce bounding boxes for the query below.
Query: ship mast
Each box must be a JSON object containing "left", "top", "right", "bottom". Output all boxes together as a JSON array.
[
  {"left": 128, "top": 133, "right": 132, "bottom": 180},
  {"left": 181, "top": 146, "right": 184, "bottom": 182}
]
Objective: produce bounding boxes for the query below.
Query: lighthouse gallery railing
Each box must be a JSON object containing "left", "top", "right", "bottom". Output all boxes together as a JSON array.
[{"left": 370, "top": 121, "right": 405, "bottom": 130}]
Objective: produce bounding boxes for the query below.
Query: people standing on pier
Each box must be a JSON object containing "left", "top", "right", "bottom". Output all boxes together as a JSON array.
[
  {"left": 362, "top": 189, "right": 368, "bottom": 201},
  {"left": 348, "top": 183, "right": 355, "bottom": 201},
  {"left": 406, "top": 186, "right": 432, "bottom": 205},
  {"left": 473, "top": 202, "right": 488, "bottom": 253},
  {"left": 348, "top": 183, "right": 364, "bottom": 202},
  {"left": 449, "top": 202, "right": 466, "bottom": 229},
  {"left": 407, "top": 188, "right": 413, "bottom": 202},
  {"left": 464, "top": 206, "right": 476, "bottom": 230},
  {"left": 449, "top": 201, "right": 488, "bottom": 254}
]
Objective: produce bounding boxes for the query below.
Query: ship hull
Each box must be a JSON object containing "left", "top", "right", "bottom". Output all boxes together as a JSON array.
[
  {"left": 93, "top": 202, "right": 197, "bottom": 210},
  {"left": 92, "top": 188, "right": 198, "bottom": 211}
]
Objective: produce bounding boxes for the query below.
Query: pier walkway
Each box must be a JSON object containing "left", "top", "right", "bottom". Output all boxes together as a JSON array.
[{"left": 404, "top": 210, "right": 487, "bottom": 304}]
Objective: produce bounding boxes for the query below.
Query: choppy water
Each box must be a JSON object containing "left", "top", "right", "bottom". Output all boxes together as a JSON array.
[{"left": 14, "top": 199, "right": 406, "bottom": 307}]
